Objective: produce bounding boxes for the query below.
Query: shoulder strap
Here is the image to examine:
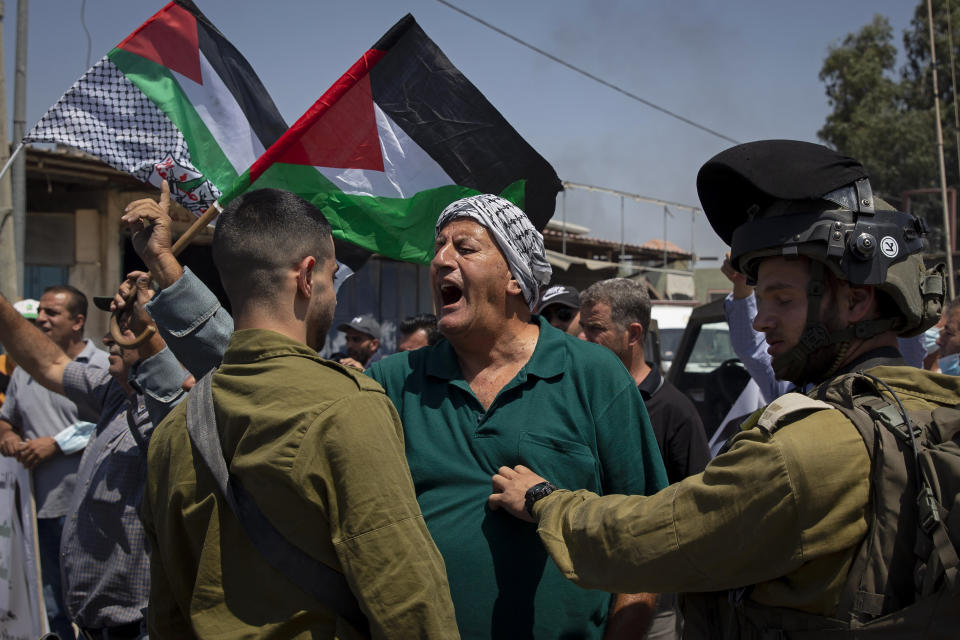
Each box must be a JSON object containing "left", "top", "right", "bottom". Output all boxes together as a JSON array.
[
  {"left": 755, "top": 392, "right": 834, "bottom": 434},
  {"left": 185, "top": 373, "right": 370, "bottom": 637}
]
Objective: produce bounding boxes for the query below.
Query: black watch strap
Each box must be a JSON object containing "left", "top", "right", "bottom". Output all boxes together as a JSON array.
[{"left": 524, "top": 481, "right": 557, "bottom": 517}]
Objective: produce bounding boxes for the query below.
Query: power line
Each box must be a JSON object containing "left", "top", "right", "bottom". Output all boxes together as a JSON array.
[
  {"left": 80, "top": 0, "right": 92, "bottom": 70},
  {"left": 435, "top": 0, "right": 741, "bottom": 145}
]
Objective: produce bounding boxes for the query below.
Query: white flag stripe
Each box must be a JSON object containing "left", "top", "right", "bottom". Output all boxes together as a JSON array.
[
  {"left": 316, "top": 104, "right": 453, "bottom": 198},
  {"left": 171, "top": 51, "right": 266, "bottom": 176}
]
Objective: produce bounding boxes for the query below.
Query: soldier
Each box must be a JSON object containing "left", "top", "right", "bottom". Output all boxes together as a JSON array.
[{"left": 489, "top": 140, "right": 959, "bottom": 637}]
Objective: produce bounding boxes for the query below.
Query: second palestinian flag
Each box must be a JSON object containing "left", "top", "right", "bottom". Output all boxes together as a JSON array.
[
  {"left": 220, "top": 14, "right": 562, "bottom": 265},
  {"left": 25, "top": 0, "right": 287, "bottom": 215}
]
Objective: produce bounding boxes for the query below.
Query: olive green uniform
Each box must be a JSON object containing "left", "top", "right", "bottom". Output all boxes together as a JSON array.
[
  {"left": 142, "top": 330, "right": 459, "bottom": 639},
  {"left": 530, "top": 365, "right": 960, "bottom": 629}
]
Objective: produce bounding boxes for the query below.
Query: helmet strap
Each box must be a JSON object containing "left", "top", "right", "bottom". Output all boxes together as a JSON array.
[{"left": 770, "top": 261, "right": 898, "bottom": 384}]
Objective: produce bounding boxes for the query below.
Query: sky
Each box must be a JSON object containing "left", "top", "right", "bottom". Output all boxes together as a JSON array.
[{"left": 2, "top": 0, "right": 920, "bottom": 266}]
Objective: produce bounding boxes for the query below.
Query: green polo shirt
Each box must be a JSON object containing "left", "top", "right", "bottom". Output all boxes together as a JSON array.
[{"left": 367, "top": 317, "right": 667, "bottom": 639}]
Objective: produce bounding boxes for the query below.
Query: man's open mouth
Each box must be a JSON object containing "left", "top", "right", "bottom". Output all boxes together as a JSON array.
[{"left": 440, "top": 283, "right": 463, "bottom": 306}]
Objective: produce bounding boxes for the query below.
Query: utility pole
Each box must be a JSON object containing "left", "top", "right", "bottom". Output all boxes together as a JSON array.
[
  {"left": 0, "top": 0, "right": 17, "bottom": 298},
  {"left": 929, "top": 0, "right": 957, "bottom": 299},
  {"left": 11, "top": 0, "right": 26, "bottom": 296}
]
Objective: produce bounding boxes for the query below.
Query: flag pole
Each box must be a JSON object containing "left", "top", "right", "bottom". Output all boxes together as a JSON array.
[
  {"left": 929, "top": 0, "right": 957, "bottom": 299},
  {"left": 0, "top": 142, "right": 23, "bottom": 184},
  {"left": 109, "top": 199, "right": 224, "bottom": 347}
]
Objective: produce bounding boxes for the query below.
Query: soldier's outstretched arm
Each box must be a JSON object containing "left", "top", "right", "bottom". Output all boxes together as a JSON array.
[{"left": 0, "top": 293, "right": 69, "bottom": 395}]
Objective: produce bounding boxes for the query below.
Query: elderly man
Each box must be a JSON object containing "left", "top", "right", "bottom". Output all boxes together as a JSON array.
[
  {"left": 367, "top": 195, "right": 667, "bottom": 639},
  {"left": 0, "top": 286, "right": 108, "bottom": 640},
  {"left": 579, "top": 278, "right": 710, "bottom": 485},
  {"left": 0, "top": 284, "right": 180, "bottom": 639},
  {"left": 123, "top": 191, "right": 666, "bottom": 639},
  {"left": 489, "top": 140, "right": 958, "bottom": 637}
]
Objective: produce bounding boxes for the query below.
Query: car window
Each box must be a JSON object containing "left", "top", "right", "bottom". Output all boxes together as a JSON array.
[
  {"left": 686, "top": 322, "right": 737, "bottom": 373},
  {"left": 659, "top": 328, "right": 685, "bottom": 372}
]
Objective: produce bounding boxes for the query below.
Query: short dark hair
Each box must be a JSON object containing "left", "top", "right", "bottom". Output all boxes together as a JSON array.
[
  {"left": 212, "top": 189, "right": 333, "bottom": 305},
  {"left": 42, "top": 284, "right": 88, "bottom": 319},
  {"left": 580, "top": 278, "right": 651, "bottom": 334},
  {"left": 399, "top": 313, "right": 440, "bottom": 345}
]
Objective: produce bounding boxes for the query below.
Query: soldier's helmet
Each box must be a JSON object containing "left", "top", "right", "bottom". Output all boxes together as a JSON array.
[{"left": 698, "top": 140, "right": 943, "bottom": 339}]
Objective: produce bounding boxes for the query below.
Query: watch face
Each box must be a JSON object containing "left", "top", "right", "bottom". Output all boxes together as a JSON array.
[{"left": 525, "top": 481, "right": 556, "bottom": 515}]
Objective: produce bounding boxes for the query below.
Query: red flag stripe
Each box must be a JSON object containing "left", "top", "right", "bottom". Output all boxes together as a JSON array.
[
  {"left": 248, "top": 48, "right": 387, "bottom": 183},
  {"left": 116, "top": 1, "right": 203, "bottom": 85}
]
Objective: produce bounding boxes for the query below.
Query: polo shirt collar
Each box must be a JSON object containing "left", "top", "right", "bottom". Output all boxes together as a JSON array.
[
  {"left": 425, "top": 315, "right": 566, "bottom": 383},
  {"left": 76, "top": 338, "right": 98, "bottom": 362},
  {"left": 637, "top": 361, "right": 663, "bottom": 400}
]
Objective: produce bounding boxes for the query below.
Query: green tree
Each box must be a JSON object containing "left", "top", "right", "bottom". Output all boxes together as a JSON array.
[{"left": 818, "top": 14, "right": 938, "bottom": 200}]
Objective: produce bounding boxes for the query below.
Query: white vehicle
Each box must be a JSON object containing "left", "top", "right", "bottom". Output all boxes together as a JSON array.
[{"left": 650, "top": 302, "right": 696, "bottom": 372}]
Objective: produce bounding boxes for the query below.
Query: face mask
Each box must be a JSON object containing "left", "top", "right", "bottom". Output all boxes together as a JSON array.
[
  {"left": 922, "top": 326, "right": 941, "bottom": 356},
  {"left": 938, "top": 353, "right": 960, "bottom": 376}
]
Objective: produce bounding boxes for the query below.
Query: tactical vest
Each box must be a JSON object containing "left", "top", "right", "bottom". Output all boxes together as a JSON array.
[{"left": 681, "top": 371, "right": 960, "bottom": 639}]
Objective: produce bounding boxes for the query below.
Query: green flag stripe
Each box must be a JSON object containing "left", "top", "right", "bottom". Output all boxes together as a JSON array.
[
  {"left": 245, "top": 161, "right": 528, "bottom": 264},
  {"left": 107, "top": 47, "right": 240, "bottom": 194}
]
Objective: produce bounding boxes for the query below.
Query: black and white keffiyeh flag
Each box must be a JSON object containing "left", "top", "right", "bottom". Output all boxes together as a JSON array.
[
  {"left": 23, "top": 1, "right": 287, "bottom": 216},
  {"left": 436, "top": 194, "right": 552, "bottom": 310}
]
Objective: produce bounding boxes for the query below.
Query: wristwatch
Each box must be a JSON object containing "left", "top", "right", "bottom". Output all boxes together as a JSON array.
[{"left": 524, "top": 481, "right": 557, "bottom": 517}]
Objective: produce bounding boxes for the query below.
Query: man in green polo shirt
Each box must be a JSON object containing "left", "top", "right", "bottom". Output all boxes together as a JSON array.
[
  {"left": 367, "top": 194, "right": 668, "bottom": 639},
  {"left": 120, "top": 188, "right": 668, "bottom": 638}
]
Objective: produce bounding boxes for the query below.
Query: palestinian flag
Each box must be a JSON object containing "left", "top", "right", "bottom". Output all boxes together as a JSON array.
[
  {"left": 24, "top": 0, "right": 286, "bottom": 215},
  {"left": 218, "top": 14, "right": 562, "bottom": 265}
]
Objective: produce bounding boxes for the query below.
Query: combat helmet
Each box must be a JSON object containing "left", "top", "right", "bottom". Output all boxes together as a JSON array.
[{"left": 698, "top": 140, "right": 944, "bottom": 383}]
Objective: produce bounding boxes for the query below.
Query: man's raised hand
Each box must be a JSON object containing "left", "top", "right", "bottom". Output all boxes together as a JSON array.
[{"left": 121, "top": 180, "right": 183, "bottom": 289}]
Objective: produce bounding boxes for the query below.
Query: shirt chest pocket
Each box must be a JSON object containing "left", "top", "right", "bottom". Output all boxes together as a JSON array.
[{"left": 517, "top": 431, "right": 601, "bottom": 493}]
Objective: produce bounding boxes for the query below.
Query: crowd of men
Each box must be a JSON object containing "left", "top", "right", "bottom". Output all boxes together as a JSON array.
[{"left": 0, "top": 140, "right": 957, "bottom": 639}]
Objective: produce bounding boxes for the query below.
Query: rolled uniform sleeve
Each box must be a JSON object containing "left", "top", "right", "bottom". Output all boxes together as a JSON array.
[
  {"left": 293, "top": 392, "right": 459, "bottom": 639},
  {"left": 146, "top": 267, "right": 233, "bottom": 378},
  {"left": 531, "top": 409, "right": 869, "bottom": 609}
]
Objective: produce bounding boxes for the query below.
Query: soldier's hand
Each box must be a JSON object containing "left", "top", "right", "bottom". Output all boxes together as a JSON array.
[
  {"left": 0, "top": 431, "right": 22, "bottom": 457},
  {"left": 489, "top": 465, "right": 547, "bottom": 523},
  {"left": 15, "top": 437, "right": 59, "bottom": 469}
]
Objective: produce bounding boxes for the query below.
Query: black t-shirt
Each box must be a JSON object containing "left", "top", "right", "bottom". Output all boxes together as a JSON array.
[{"left": 638, "top": 362, "right": 711, "bottom": 485}]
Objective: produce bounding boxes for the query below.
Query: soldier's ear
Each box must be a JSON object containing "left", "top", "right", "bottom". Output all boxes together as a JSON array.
[
  {"left": 296, "top": 256, "right": 316, "bottom": 298},
  {"left": 848, "top": 285, "right": 874, "bottom": 323}
]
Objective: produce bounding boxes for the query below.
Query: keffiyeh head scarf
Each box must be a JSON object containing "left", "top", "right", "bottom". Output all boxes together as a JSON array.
[{"left": 435, "top": 194, "right": 552, "bottom": 310}]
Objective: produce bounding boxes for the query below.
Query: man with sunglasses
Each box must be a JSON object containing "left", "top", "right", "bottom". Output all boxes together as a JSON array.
[{"left": 536, "top": 285, "right": 582, "bottom": 336}]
